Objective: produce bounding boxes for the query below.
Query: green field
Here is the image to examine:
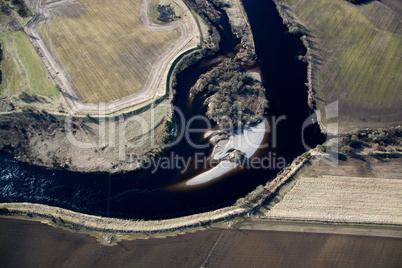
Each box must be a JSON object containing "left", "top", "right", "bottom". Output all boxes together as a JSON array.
[
  {"left": 281, "top": 0, "right": 402, "bottom": 131},
  {"left": 38, "top": 0, "right": 181, "bottom": 103},
  {"left": 0, "top": 30, "right": 59, "bottom": 97}
]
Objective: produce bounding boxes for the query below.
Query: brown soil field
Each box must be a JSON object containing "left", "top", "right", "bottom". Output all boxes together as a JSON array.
[{"left": 1, "top": 218, "right": 401, "bottom": 268}]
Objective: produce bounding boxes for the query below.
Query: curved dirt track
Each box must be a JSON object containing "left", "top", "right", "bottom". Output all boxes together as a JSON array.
[{"left": 26, "top": 0, "right": 201, "bottom": 115}]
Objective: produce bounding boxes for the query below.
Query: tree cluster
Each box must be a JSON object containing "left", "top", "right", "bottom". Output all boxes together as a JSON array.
[
  {"left": 183, "top": 0, "right": 221, "bottom": 47},
  {"left": 7, "top": 0, "right": 31, "bottom": 18},
  {"left": 157, "top": 4, "right": 180, "bottom": 23},
  {"left": 184, "top": 0, "right": 222, "bottom": 24},
  {"left": 236, "top": 185, "right": 266, "bottom": 208},
  {"left": 169, "top": 0, "right": 224, "bottom": 95},
  {"left": 0, "top": 0, "right": 11, "bottom": 15},
  {"left": 191, "top": 60, "right": 268, "bottom": 130}
]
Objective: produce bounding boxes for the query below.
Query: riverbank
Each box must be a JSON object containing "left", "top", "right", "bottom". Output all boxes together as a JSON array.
[
  {"left": 256, "top": 126, "right": 402, "bottom": 225},
  {"left": 0, "top": 98, "right": 173, "bottom": 173}
]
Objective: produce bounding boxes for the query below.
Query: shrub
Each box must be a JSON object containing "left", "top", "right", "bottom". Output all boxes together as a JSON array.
[
  {"left": 0, "top": 208, "right": 9, "bottom": 215},
  {"left": 0, "top": 2, "right": 11, "bottom": 15}
]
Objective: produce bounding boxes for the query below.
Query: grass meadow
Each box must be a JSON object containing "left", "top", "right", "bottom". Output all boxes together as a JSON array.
[{"left": 0, "top": 31, "right": 59, "bottom": 97}]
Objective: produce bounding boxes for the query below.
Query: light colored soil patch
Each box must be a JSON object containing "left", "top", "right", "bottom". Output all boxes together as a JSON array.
[{"left": 264, "top": 175, "right": 402, "bottom": 225}]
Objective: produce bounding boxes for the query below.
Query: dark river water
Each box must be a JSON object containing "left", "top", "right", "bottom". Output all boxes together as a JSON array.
[{"left": 0, "top": 0, "right": 325, "bottom": 220}]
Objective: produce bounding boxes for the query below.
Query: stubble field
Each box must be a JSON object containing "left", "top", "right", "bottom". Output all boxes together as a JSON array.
[
  {"left": 264, "top": 175, "right": 402, "bottom": 224},
  {"left": 38, "top": 0, "right": 181, "bottom": 103}
]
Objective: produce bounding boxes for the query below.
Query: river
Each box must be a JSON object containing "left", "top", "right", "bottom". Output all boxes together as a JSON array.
[{"left": 0, "top": 0, "right": 325, "bottom": 220}]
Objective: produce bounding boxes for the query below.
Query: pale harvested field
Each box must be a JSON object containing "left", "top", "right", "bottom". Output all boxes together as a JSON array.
[
  {"left": 264, "top": 175, "right": 402, "bottom": 224},
  {"left": 38, "top": 0, "right": 181, "bottom": 103},
  {"left": 280, "top": 0, "right": 402, "bottom": 132}
]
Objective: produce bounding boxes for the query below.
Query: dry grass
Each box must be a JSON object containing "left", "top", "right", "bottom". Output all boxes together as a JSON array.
[
  {"left": 38, "top": 0, "right": 181, "bottom": 103},
  {"left": 264, "top": 175, "right": 402, "bottom": 224},
  {"left": 280, "top": 0, "right": 402, "bottom": 131}
]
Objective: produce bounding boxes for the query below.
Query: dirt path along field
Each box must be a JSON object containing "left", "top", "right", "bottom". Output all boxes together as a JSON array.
[{"left": 25, "top": 0, "right": 202, "bottom": 114}]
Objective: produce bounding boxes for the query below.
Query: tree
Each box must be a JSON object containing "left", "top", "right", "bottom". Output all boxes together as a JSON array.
[{"left": 1, "top": 2, "right": 11, "bottom": 15}]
